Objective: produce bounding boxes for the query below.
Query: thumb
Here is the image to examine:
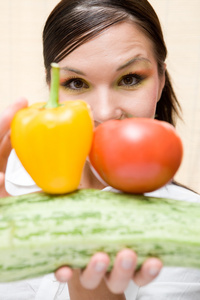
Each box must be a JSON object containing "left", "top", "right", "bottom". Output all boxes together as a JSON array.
[
  {"left": 0, "top": 97, "right": 28, "bottom": 140},
  {"left": 0, "top": 172, "right": 9, "bottom": 198}
]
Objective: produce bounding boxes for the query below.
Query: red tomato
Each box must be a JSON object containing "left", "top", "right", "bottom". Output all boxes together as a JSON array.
[{"left": 89, "top": 118, "right": 183, "bottom": 193}]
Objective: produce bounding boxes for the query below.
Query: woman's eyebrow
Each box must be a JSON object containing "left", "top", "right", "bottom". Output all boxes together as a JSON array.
[
  {"left": 60, "top": 66, "right": 86, "bottom": 76},
  {"left": 117, "top": 57, "right": 152, "bottom": 71}
]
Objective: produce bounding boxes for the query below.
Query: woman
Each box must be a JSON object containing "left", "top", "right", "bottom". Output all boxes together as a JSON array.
[{"left": 2, "top": 0, "right": 200, "bottom": 299}]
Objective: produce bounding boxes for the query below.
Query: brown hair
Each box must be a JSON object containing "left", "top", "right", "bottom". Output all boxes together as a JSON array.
[{"left": 43, "top": 0, "right": 182, "bottom": 126}]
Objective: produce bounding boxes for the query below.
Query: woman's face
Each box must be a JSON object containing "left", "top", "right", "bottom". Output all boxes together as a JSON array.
[{"left": 58, "top": 22, "right": 165, "bottom": 127}]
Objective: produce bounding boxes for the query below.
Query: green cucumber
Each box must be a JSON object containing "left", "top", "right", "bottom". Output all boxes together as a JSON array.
[{"left": 0, "top": 188, "right": 200, "bottom": 282}]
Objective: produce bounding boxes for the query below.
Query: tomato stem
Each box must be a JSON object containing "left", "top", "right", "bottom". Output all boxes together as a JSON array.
[{"left": 45, "top": 63, "right": 60, "bottom": 108}]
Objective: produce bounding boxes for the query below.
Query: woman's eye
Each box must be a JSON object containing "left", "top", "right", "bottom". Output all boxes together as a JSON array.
[
  {"left": 118, "top": 74, "right": 143, "bottom": 87},
  {"left": 61, "top": 78, "right": 89, "bottom": 90}
]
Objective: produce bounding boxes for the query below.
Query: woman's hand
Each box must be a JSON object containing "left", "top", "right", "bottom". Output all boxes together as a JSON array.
[
  {"left": 0, "top": 98, "right": 28, "bottom": 197},
  {"left": 55, "top": 249, "right": 163, "bottom": 294}
]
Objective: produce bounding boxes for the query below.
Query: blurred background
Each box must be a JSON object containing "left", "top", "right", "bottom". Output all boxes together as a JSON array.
[{"left": 0, "top": 0, "right": 200, "bottom": 192}]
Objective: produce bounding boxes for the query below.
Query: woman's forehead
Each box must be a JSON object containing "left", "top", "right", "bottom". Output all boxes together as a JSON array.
[{"left": 58, "top": 22, "right": 156, "bottom": 69}]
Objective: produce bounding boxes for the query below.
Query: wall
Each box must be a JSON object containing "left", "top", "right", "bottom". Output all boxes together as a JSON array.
[{"left": 0, "top": 0, "right": 200, "bottom": 192}]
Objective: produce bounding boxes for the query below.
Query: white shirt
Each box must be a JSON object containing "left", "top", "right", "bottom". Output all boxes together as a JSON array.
[{"left": 3, "top": 149, "right": 200, "bottom": 300}]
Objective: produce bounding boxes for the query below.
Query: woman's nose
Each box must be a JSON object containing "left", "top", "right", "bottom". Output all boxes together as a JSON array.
[{"left": 91, "top": 88, "right": 123, "bottom": 123}]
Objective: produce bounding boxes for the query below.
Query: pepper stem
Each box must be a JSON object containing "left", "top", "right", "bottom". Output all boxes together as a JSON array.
[{"left": 45, "top": 63, "right": 60, "bottom": 108}]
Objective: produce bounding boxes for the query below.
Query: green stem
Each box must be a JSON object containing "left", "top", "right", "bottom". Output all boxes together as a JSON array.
[{"left": 45, "top": 62, "right": 60, "bottom": 108}]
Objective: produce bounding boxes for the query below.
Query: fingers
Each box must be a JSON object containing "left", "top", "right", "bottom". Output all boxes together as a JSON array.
[
  {"left": 0, "top": 131, "right": 12, "bottom": 172},
  {"left": 105, "top": 249, "right": 137, "bottom": 294},
  {"left": 133, "top": 257, "right": 163, "bottom": 286},
  {"left": 0, "top": 98, "right": 28, "bottom": 173},
  {"left": 0, "top": 172, "right": 9, "bottom": 197},
  {"left": 54, "top": 252, "right": 163, "bottom": 295},
  {"left": 0, "top": 97, "right": 28, "bottom": 141},
  {"left": 79, "top": 252, "right": 110, "bottom": 289},
  {"left": 54, "top": 266, "right": 73, "bottom": 282},
  {"left": 54, "top": 252, "right": 110, "bottom": 289}
]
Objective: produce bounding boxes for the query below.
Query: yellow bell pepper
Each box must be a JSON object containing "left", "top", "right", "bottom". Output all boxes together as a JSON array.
[{"left": 11, "top": 63, "right": 94, "bottom": 194}]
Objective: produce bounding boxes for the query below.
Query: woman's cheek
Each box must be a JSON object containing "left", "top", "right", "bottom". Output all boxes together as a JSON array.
[
  {"left": 141, "top": 79, "right": 161, "bottom": 116},
  {"left": 59, "top": 90, "right": 80, "bottom": 102},
  {"left": 124, "top": 86, "right": 158, "bottom": 119}
]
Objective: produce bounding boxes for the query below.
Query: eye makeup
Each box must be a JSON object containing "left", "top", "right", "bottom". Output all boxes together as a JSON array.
[
  {"left": 117, "top": 72, "right": 147, "bottom": 88},
  {"left": 115, "top": 63, "right": 153, "bottom": 90},
  {"left": 60, "top": 76, "right": 90, "bottom": 93}
]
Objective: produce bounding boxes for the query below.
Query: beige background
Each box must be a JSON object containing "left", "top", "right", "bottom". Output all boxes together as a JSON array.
[{"left": 0, "top": 1, "right": 200, "bottom": 192}]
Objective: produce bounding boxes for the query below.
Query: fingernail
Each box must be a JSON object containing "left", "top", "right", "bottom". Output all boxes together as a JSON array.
[
  {"left": 149, "top": 267, "right": 159, "bottom": 276},
  {"left": 94, "top": 261, "right": 107, "bottom": 273},
  {"left": 58, "top": 277, "right": 67, "bottom": 282},
  {"left": 121, "top": 258, "right": 134, "bottom": 270}
]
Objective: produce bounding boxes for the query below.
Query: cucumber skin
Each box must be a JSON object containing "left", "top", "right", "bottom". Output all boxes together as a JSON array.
[{"left": 0, "top": 188, "right": 200, "bottom": 282}]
